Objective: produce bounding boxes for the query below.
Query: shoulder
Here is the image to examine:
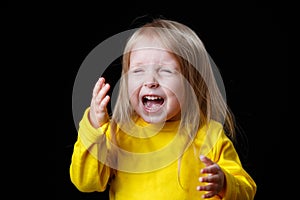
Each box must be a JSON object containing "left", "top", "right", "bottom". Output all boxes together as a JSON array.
[
  {"left": 194, "top": 120, "right": 230, "bottom": 155},
  {"left": 197, "top": 120, "right": 225, "bottom": 139}
]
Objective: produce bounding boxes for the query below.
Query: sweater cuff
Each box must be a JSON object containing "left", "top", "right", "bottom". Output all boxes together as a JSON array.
[
  {"left": 78, "top": 107, "right": 110, "bottom": 144},
  {"left": 221, "top": 169, "right": 238, "bottom": 199}
]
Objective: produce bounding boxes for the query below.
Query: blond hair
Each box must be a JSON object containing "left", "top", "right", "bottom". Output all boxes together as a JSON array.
[
  {"left": 107, "top": 19, "right": 236, "bottom": 177},
  {"left": 112, "top": 19, "right": 235, "bottom": 137}
]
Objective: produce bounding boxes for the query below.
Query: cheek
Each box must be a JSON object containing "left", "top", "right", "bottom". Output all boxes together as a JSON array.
[
  {"left": 162, "top": 79, "right": 185, "bottom": 103},
  {"left": 127, "top": 82, "right": 135, "bottom": 98},
  {"left": 127, "top": 74, "right": 143, "bottom": 95},
  {"left": 167, "top": 90, "right": 182, "bottom": 110},
  {"left": 128, "top": 79, "right": 141, "bottom": 105}
]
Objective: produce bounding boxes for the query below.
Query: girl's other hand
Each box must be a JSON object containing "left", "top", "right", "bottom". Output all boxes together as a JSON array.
[
  {"left": 89, "top": 77, "right": 111, "bottom": 128},
  {"left": 197, "top": 155, "right": 225, "bottom": 199}
]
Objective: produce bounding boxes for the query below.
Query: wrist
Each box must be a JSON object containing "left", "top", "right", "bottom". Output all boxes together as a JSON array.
[{"left": 217, "top": 173, "right": 226, "bottom": 198}]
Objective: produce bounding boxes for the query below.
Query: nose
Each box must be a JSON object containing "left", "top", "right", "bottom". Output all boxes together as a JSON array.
[
  {"left": 144, "top": 81, "right": 159, "bottom": 88},
  {"left": 143, "top": 69, "right": 159, "bottom": 88}
]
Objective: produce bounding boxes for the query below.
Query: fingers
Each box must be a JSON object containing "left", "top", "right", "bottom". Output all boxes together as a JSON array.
[
  {"left": 92, "top": 77, "right": 111, "bottom": 111},
  {"left": 196, "top": 184, "right": 219, "bottom": 198},
  {"left": 93, "top": 78, "right": 109, "bottom": 99},
  {"left": 199, "top": 174, "right": 219, "bottom": 183},
  {"left": 201, "top": 164, "right": 220, "bottom": 174},
  {"left": 197, "top": 155, "right": 224, "bottom": 198},
  {"left": 92, "top": 77, "right": 104, "bottom": 98},
  {"left": 99, "top": 95, "right": 110, "bottom": 111},
  {"left": 196, "top": 175, "right": 221, "bottom": 198},
  {"left": 89, "top": 77, "right": 111, "bottom": 128},
  {"left": 199, "top": 155, "right": 214, "bottom": 167},
  {"left": 200, "top": 155, "right": 220, "bottom": 174}
]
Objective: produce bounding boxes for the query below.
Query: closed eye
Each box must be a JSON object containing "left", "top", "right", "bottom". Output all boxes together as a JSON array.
[
  {"left": 129, "top": 67, "right": 145, "bottom": 74},
  {"left": 158, "top": 67, "right": 177, "bottom": 75},
  {"left": 133, "top": 69, "right": 144, "bottom": 73},
  {"left": 160, "top": 69, "right": 172, "bottom": 73}
]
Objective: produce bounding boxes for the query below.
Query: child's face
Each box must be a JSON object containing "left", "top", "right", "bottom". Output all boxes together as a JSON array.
[{"left": 127, "top": 47, "right": 184, "bottom": 124}]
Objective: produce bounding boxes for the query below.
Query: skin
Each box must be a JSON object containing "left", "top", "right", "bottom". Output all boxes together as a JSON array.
[
  {"left": 88, "top": 47, "right": 226, "bottom": 198},
  {"left": 127, "top": 48, "right": 183, "bottom": 124},
  {"left": 198, "top": 155, "right": 226, "bottom": 198}
]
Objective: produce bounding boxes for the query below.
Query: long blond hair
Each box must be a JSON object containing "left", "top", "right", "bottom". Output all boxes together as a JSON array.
[
  {"left": 112, "top": 18, "right": 235, "bottom": 136},
  {"left": 107, "top": 18, "right": 236, "bottom": 178}
]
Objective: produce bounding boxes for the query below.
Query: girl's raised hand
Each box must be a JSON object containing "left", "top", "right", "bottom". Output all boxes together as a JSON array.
[
  {"left": 89, "top": 77, "right": 111, "bottom": 128},
  {"left": 197, "top": 155, "right": 225, "bottom": 199}
]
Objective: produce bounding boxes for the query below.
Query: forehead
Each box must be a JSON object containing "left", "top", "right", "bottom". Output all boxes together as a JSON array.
[
  {"left": 127, "top": 34, "right": 181, "bottom": 69},
  {"left": 130, "top": 48, "right": 177, "bottom": 65}
]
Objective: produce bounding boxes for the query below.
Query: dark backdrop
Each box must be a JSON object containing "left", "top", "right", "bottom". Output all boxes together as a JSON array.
[{"left": 6, "top": 2, "right": 288, "bottom": 199}]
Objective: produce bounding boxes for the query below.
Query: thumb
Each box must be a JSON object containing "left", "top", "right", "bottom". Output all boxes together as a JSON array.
[{"left": 199, "top": 155, "right": 214, "bottom": 167}]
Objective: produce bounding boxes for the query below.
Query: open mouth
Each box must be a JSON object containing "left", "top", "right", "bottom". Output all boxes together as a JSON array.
[{"left": 142, "top": 95, "right": 165, "bottom": 112}]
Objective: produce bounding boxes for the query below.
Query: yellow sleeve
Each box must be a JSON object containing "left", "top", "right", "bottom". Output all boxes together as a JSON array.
[
  {"left": 208, "top": 130, "right": 257, "bottom": 199},
  {"left": 69, "top": 108, "right": 112, "bottom": 192}
]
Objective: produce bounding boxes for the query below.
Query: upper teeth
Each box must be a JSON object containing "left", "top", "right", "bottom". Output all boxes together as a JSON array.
[{"left": 144, "top": 96, "right": 162, "bottom": 100}]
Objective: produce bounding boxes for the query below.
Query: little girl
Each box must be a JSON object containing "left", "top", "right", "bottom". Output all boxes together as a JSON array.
[{"left": 70, "top": 18, "right": 257, "bottom": 199}]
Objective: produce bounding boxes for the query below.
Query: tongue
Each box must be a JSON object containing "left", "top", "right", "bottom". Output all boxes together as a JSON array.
[{"left": 145, "top": 100, "right": 162, "bottom": 110}]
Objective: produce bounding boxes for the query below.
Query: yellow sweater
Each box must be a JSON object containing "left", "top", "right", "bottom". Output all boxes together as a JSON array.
[{"left": 70, "top": 108, "right": 256, "bottom": 199}]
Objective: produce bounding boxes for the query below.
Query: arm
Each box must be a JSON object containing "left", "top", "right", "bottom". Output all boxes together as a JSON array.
[
  {"left": 214, "top": 134, "right": 257, "bottom": 199},
  {"left": 69, "top": 108, "right": 112, "bottom": 192},
  {"left": 70, "top": 77, "right": 112, "bottom": 192},
  {"left": 198, "top": 130, "right": 257, "bottom": 199}
]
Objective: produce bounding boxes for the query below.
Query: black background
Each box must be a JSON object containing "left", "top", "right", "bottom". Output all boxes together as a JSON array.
[{"left": 5, "top": 2, "right": 289, "bottom": 199}]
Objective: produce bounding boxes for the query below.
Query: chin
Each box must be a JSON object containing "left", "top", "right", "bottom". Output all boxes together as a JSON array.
[{"left": 141, "top": 114, "right": 166, "bottom": 124}]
